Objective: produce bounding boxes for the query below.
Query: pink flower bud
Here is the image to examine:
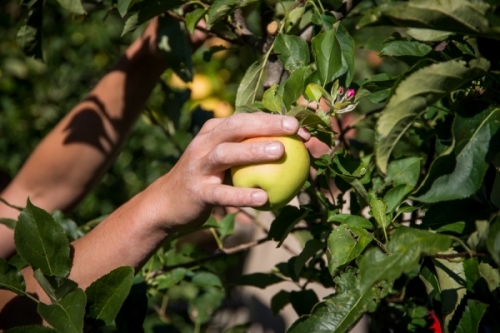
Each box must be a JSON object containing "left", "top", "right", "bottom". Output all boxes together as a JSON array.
[
  {"left": 346, "top": 89, "right": 356, "bottom": 100},
  {"left": 338, "top": 87, "right": 344, "bottom": 95}
]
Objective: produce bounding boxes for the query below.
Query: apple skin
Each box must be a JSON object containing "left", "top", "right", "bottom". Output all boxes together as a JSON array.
[{"left": 230, "top": 135, "right": 310, "bottom": 211}]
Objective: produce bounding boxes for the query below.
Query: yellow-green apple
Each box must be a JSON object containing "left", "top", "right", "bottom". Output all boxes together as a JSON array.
[{"left": 231, "top": 135, "right": 310, "bottom": 210}]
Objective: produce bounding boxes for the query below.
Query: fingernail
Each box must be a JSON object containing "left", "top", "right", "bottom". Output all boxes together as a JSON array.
[
  {"left": 283, "top": 117, "right": 298, "bottom": 132},
  {"left": 252, "top": 191, "right": 267, "bottom": 205},
  {"left": 265, "top": 142, "right": 282, "bottom": 156}
]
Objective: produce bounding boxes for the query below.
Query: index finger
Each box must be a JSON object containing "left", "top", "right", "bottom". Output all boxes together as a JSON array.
[{"left": 203, "top": 113, "right": 300, "bottom": 145}]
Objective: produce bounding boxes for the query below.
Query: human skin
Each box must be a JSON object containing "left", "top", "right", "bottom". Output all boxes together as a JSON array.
[{"left": 0, "top": 16, "right": 310, "bottom": 328}]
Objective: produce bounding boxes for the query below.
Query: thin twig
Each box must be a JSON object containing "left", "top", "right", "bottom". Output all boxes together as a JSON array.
[{"left": 0, "top": 197, "right": 24, "bottom": 211}]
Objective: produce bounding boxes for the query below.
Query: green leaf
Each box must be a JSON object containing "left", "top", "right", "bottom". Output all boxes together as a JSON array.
[
  {"left": 116, "top": 0, "right": 132, "bottom": 17},
  {"left": 311, "top": 30, "right": 343, "bottom": 86},
  {"left": 17, "top": 0, "right": 43, "bottom": 60},
  {"left": 413, "top": 106, "right": 500, "bottom": 202},
  {"left": 51, "top": 211, "right": 82, "bottom": 241},
  {"left": 185, "top": 8, "right": 207, "bottom": 34},
  {"left": 155, "top": 268, "right": 187, "bottom": 290},
  {"left": 385, "top": 157, "right": 421, "bottom": 187},
  {"left": 268, "top": 206, "right": 308, "bottom": 247},
  {"left": 55, "top": 0, "right": 85, "bottom": 15},
  {"left": 456, "top": 300, "right": 488, "bottom": 333},
  {"left": 282, "top": 66, "right": 312, "bottom": 110},
  {"left": 335, "top": 24, "right": 356, "bottom": 86},
  {"left": 192, "top": 271, "right": 223, "bottom": 288},
  {"left": 0, "top": 218, "right": 16, "bottom": 229},
  {"left": 294, "top": 239, "right": 325, "bottom": 278},
  {"left": 478, "top": 262, "right": 500, "bottom": 292},
  {"left": 383, "top": 184, "right": 413, "bottom": 213},
  {"left": 271, "top": 290, "right": 290, "bottom": 315},
  {"left": 223, "top": 323, "right": 252, "bottom": 333},
  {"left": 289, "top": 289, "right": 319, "bottom": 316},
  {"left": 406, "top": 28, "right": 453, "bottom": 42},
  {"left": 189, "top": 286, "right": 225, "bottom": 324},
  {"left": 380, "top": 40, "right": 433, "bottom": 57},
  {"left": 327, "top": 225, "right": 372, "bottom": 275},
  {"left": 235, "top": 57, "right": 266, "bottom": 107},
  {"left": 37, "top": 288, "right": 86, "bottom": 333},
  {"left": 122, "top": 0, "right": 185, "bottom": 36},
  {"left": 305, "top": 83, "right": 324, "bottom": 102},
  {"left": 274, "top": 34, "right": 310, "bottom": 72},
  {"left": 375, "top": 59, "right": 489, "bottom": 173},
  {"left": 0, "top": 257, "right": 26, "bottom": 295},
  {"left": 262, "top": 84, "right": 283, "bottom": 113},
  {"left": 434, "top": 255, "right": 467, "bottom": 333},
  {"left": 158, "top": 14, "right": 193, "bottom": 82},
  {"left": 33, "top": 270, "right": 78, "bottom": 304},
  {"left": 359, "top": 227, "right": 452, "bottom": 292},
  {"left": 379, "top": 0, "right": 494, "bottom": 38},
  {"left": 487, "top": 217, "right": 500, "bottom": 266},
  {"left": 355, "top": 73, "right": 397, "bottom": 103},
  {"left": 236, "top": 272, "right": 284, "bottom": 288},
  {"left": 206, "top": 0, "right": 256, "bottom": 29},
  {"left": 419, "top": 266, "right": 441, "bottom": 301},
  {"left": 14, "top": 199, "right": 71, "bottom": 277},
  {"left": 328, "top": 214, "right": 373, "bottom": 229},
  {"left": 219, "top": 213, "right": 236, "bottom": 242},
  {"left": 5, "top": 327, "right": 58, "bottom": 333},
  {"left": 369, "top": 197, "right": 391, "bottom": 230},
  {"left": 85, "top": 266, "right": 134, "bottom": 327},
  {"left": 288, "top": 270, "right": 387, "bottom": 333}
]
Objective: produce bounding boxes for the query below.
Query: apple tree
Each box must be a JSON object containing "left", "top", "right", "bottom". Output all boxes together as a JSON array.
[{"left": 2, "top": 0, "right": 500, "bottom": 332}]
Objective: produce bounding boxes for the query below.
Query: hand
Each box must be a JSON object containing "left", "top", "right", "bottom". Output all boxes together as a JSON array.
[{"left": 143, "top": 113, "right": 309, "bottom": 233}]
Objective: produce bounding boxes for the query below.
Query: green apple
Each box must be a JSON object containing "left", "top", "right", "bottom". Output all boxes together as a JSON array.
[{"left": 231, "top": 135, "right": 310, "bottom": 211}]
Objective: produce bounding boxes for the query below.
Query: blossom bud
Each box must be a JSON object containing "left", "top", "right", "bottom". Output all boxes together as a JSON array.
[
  {"left": 346, "top": 89, "right": 356, "bottom": 100},
  {"left": 338, "top": 87, "right": 344, "bottom": 95}
]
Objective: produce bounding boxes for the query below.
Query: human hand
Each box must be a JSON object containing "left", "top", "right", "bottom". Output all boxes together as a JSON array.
[{"left": 143, "top": 113, "right": 310, "bottom": 233}]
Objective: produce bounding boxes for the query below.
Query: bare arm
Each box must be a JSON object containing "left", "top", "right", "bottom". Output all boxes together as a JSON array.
[
  {"left": 0, "top": 19, "right": 166, "bottom": 259},
  {"left": 0, "top": 114, "right": 306, "bottom": 329}
]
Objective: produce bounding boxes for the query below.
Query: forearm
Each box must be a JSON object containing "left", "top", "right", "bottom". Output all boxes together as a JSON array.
[{"left": 0, "top": 22, "right": 166, "bottom": 255}]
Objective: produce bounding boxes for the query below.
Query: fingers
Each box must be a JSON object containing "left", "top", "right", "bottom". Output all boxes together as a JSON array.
[
  {"left": 297, "top": 127, "right": 311, "bottom": 142},
  {"left": 203, "top": 113, "right": 300, "bottom": 145},
  {"left": 204, "top": 140, "right": 285, "bottom": 172},
  {"left": 200, "top": 183, "right": 268, "bottom": 207}
]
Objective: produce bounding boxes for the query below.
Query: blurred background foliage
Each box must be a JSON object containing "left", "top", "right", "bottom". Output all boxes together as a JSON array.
[{"left": 0, "top": 0, "right": 403, "bottom": 224}]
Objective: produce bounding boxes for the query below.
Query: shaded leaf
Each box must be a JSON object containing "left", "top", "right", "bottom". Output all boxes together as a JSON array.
[
  {"left": 192, "top": 271, "right": 223, "bottom": 288},
  {"left": 236, "top": 273, "right": 283, "bottom": 288},
  {"left": 335, "top": 24, "right": 355, "bottom": 86},
  {"left": 274, "top": 34, "right": 310, "bottom": 72},
  {"left": 271, "top": 290, "right": 290, "bottom": 315},
  {"left": 288, "top": 270, "right": 388, "bottom": 333},
  {"left": 487, "top": 217, "right": 500, "bottom": 266},
  {"left": 219, "top": 213, "right": 236, "bottom": 242},
  {"left": 327, "top": 225, "right": 372, "bottom": 275},
  {"left": 155, "top": 268, "right": 188, "bottom": 290},
  {"left": 17, "top": 0, "right": 43, "bottom": 59},
  {"left": 384, "top": 184, "right": 413, "bottom": 213},
  {"left": 406, "top": 28, "right": 454, "bottom": 42},
  {"left": 235, "top": 57, "right": 266, "bottom": 107},
  {"left": 327, "top": 214, "right": 373, "bottom": 229},
  {"left": 359, "top": 227, "right": 452, "bottom": 292},
  {"left": 282, "top": 66, "right": 312, "bottom": 109},
  {"left": 37, "top": 288, "right": 86, "bottom": 333},
  {"left": 478, "top": 262, "right": 500, "bottom": 292},
  {"left": 456, "top": 300, "right": 488, "bottom": 333},
  {"left": 312, "top": 30, "right": 343, "bottom": 86},
  {"left": 55, "top": 0, "right": 85, "bottom": 15},
  {"left": 376, "top": 59, "right": 489, "bottom": 173},
  {"left": 33, "top": 270, "right": 78, "bottom": 304},
  {"left": 434, "top": 255, "right": 467, "bottom": 333},
  {"left": 385, "top": 157, "right": 421, "bottom": 187},
  {"left": 0, "top": 218, "right": 16, "bottom": 229},
  {"left": 0, "top": 257, "right": 25, "bottom": 295},
  {"left": 369, "top": 197, "right": 391, "bottom": 230},
  {"left": 206, "top": 0, "right": 256, "bottom": 29},
  {"left": 294, "top": 239, "right": 325, "bottom": 278},
  {"left": 122, "top": 0, "right": 185, "bottom": 36},
  {"left": 185, "top": 8, "right": 207, "bottom": 34},
  {"left": 189, "top": 286, "right": 225, "bottom": 324},
  {"left": 85, "top": 266, "right": 134, "bottom": 327},
  {"left": 158, "top": 14, "right": 193, "bottom": 82},
  {"left": 117, "top": 0, "right": 132, "bottom": 17},
  {"left": 268, "top": 206, "right": 308, "bottom": 247},
  {"left": 14, "top": 199, "right": 71, "bottom": 277},
  {"left": 262, "top": 84, "right": 283, "bottom": 113},
  {"left": 380, "top": 40, "right": 433, "bottom": 57},
  {"left": 5, "top": 327, "right": 57, "bottom": 333},
  {"left": 414, "top": 105, "right": 500, "bottom": 202},
  {"left": 290, "top": 289, "right": 319, "bottom": 317}
]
